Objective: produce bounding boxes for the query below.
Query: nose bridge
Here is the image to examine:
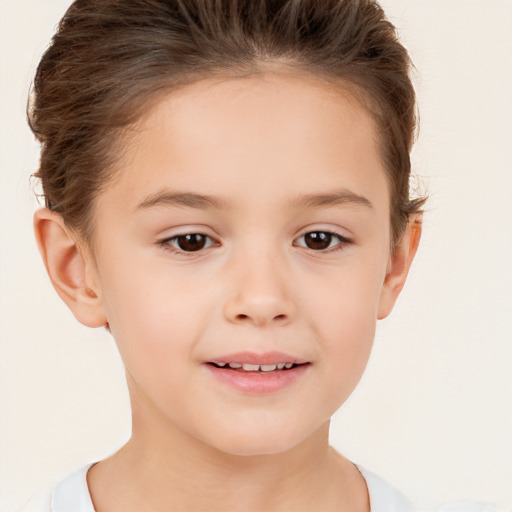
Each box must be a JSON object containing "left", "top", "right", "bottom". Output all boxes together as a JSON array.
[{"left": 223, "top": 238, "right": 295, "bottom": 326}]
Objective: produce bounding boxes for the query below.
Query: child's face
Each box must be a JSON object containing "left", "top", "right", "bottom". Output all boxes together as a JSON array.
[{"left": 82, "top": 72, "right": 404, "bottom": 455}]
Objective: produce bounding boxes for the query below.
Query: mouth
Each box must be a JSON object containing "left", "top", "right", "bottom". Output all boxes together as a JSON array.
[
  {"left": 204, "top": 352, "right": 311, "bottom": 393},
  {"left": 207, "top": 361, "right": 308, "bottom": 372}
]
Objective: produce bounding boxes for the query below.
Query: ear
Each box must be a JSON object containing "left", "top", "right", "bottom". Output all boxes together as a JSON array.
[
  {"left": 34, "top": 208, "right": 107, "bottom": 328},
  {"left": 377, "top": 215, "right": 422, "bottom": 319}
]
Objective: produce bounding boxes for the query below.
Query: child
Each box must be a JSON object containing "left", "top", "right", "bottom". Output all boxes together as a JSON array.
[{"left": 18, "top": 0, "right": 501, "bottom": 511}]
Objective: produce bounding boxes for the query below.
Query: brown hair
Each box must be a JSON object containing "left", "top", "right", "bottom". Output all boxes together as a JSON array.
[{"left": 28, "top": 0, "right": 426, "bottom": 247}]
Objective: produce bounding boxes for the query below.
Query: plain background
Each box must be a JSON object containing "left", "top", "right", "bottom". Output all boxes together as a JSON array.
[{"left": 1, "top": 0, "right": 511, "bottom": 510}]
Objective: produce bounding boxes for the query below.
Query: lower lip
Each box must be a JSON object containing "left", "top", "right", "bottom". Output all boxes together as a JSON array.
[{"left": 204, "top": 364, "right": 310, "bottom": 394}]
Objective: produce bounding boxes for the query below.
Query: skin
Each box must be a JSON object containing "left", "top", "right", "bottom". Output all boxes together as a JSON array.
[{"left": 35, "top": 70, "right": 421, "bottom": 511}]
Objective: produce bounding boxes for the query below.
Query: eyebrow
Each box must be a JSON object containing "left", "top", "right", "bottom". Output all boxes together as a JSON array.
[
  {"left": 290, "top": 189, "right": 374, "bottom": 211},
  {"left": 135, "top": 191, "right": 227, "bottom": 212},
  {"left": 134, "top": 188, "right": 374, "bottom": 212}
]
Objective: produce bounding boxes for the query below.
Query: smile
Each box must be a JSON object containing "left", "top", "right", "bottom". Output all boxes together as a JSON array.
[
  {"left": 204, "top": 352, "right": 311, "bottom": 394},
  {"left": 209, "top": 362, "right": 300, "bottom": 372}
]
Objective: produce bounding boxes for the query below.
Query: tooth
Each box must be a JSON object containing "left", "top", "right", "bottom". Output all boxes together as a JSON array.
[
  {"left": 260, "top": 364, "right": 277, "bottom": 372},
  {"left": 284, "top": 363, "right": 293, "bottom": 369},
  {"left": 216, "top": 362, "right": 227, "bottom": 367},
  {"left": 277, "top": 363, "right": 285, "bottom": 370},
  {"left": 229, "top": 362, "right": 242, "bottom": 369},
  {"left": 242, "top": 363, "right": 260, "bottom": 371}
]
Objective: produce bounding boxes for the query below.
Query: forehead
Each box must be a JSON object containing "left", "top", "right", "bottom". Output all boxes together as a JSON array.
[{"left": 101, "top": 71, "right": 389, "bottom": 217}]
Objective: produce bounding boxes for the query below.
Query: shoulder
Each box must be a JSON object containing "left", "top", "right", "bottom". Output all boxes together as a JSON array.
[
  {"left": 17, "top": 463, "right": 96, "bottom": 512},
  {"left": 355, "top": 465, "right": 508, "bottom": 512},
  {"left": 356, "top": 464, "right": 416, "bottom": 512},
  {"left": 18, "top": 462, "right": 508, "bottom": 512}
]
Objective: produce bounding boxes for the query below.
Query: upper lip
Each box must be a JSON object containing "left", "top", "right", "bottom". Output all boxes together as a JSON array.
[{"left": 207, "top": 351, "right": 309, "bottom": 365}]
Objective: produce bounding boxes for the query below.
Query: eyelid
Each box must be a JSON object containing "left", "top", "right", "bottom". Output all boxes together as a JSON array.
[
  {"left": 156, "top": 226, "right": 353, "bottom": 256},
  {"left": 158, "top": 229, "right": 221, "bottom": 256},
  {"left": 293, "top": 229, "right": 353, "bottom": 252}
]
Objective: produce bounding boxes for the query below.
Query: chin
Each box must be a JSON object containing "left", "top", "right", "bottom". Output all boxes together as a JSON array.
[
  {"left": 220, "top": 438, "right": 299, "bottom": 457},
  {"left": 196, "top": 419, "right": 323, "bottom": 458}
]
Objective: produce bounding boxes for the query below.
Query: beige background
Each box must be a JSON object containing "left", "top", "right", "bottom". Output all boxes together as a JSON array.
[{"left": 1, "top": 0, "right": 511, "bottom": 510}]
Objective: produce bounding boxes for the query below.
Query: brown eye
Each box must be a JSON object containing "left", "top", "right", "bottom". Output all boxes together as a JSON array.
[
  {"left": 304, "top": 231, "right": 333, "bottom": 250},
  {"left": 170, "top": 233, "right": 212, "bottom": 252},
  {"left": 295, "top": 231, "right": 349, "bottom": 251}
]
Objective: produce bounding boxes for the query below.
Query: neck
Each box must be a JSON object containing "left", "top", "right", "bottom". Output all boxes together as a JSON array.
[{"left": 87, "top": 381, "right": 369, "bottom": 512}]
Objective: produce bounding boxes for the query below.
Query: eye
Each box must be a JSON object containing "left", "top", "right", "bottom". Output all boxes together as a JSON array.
[
  {"left": 163, "top": 233, "right": 217, "bottom": 253},
  {"left": 295, "top": 231, "right": 350, "bottom": 251}
]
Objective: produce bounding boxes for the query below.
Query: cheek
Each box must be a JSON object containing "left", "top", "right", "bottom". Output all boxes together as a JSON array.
[
  {"left": 303, "top": 250, "right": 385, "bottom": 327},
  {"left": 101, "top": 271, "right": 205, "bottom": 421},
  {"left": 97, "top": 254, "right": 206, "bottom": 377},
  {"left": 301, "top": 256, "right": 385, "bottom": 389}
]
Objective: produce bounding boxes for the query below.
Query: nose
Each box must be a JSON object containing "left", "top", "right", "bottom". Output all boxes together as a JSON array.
[{"left": 223, "top": 248, "right": 296, "bottom": 327}]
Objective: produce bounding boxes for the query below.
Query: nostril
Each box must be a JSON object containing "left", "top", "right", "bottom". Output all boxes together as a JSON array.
[{"left": 235, "top": 313, "right": 288, "bottom": 322}]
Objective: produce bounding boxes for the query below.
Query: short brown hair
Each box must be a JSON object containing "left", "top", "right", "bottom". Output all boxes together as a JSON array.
[{"left": 28, "top": 0, "right": 426, "bottom": 247}]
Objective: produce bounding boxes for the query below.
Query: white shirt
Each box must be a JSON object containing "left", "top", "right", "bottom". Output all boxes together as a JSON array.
[{"left": 19, "top": 462, "right": 504, "bottom": 512}]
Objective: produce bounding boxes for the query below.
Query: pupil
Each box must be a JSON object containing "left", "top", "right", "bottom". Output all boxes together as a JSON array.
[
  {"left": 305, "top": 232, "right": 331, "bottom": 250},
  {"left": 177, "top": 234, "right": 206, "bottom": 251}
]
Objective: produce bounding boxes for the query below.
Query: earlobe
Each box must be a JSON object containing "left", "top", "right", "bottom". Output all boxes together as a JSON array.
[
  {"left": 377, "top": 215, "right": 422, "bottom": 320},
  {"left": 34, "top": 208, "right": 107, "bottom": 328}
]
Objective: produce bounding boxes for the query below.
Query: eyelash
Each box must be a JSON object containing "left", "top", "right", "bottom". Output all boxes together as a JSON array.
[{"left": 158, "top": 230, "right": 352, "bottom": 256}]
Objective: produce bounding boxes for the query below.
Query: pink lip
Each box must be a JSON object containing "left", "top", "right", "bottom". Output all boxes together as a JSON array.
[
  {"left": 207, "top": 351, "right": 309, "bottom": 365},
  {"left": 203, "top": 351, "right": 311, "bottom": 394}
]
